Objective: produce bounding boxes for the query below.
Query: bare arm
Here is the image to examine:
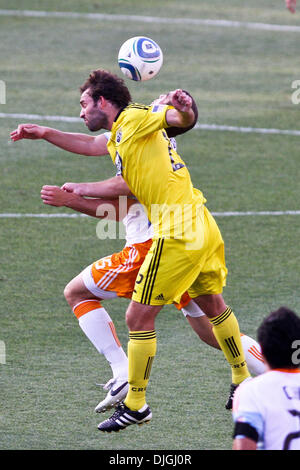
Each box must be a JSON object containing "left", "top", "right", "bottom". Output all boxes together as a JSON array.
[
  {"left": 165, "top": 91, "right": 198, "bottom": 137},
  {"left": 10, "top": 124, "right": 108, "bottom": 156},
  {"left": 154, "top": 89, "right": 195, "bottom": 128},
  {"left": 232, "top": 438, "right": 257, "bottom": 450},
  {"left": 40, "top": 185, "right": 125, "bottom": 221},
  {"left": 62, "top": 175, "right": 132, "bottom": 198}
]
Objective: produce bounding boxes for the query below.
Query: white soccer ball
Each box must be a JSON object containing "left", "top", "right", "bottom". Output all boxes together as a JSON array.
[{"left": 118, "top": 36, "right": 163, "bottom": 81}]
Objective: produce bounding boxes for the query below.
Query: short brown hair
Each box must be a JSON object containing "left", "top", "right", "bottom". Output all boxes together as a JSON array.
[{"left": 80, "top": 69, "right": 132, "bottom": 108}]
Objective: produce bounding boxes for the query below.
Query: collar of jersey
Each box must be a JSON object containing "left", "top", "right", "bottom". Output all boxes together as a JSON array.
[
  {"left": 113, "top": 106, "right": 126, "bottom": 123},
  {"left": 273, "top": 368, "right": 300, "bottom": 373}
]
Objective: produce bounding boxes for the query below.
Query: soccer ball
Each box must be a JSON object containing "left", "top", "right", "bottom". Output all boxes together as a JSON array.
[{"left": 118, "top": 36, "right": 163, "bottom": 81}]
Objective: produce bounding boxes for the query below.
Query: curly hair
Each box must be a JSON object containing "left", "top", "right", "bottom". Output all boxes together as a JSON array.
[{"left": 80, "top": 69, "right": 132, "bottom": 108}]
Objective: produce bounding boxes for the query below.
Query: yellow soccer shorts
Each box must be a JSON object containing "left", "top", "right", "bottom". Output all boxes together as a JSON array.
[{"left": 132, "top": 206, "right": 228, "bottom": 306}]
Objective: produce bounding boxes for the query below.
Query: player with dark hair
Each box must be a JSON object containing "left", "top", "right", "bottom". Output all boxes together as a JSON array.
[
  {"left": 40, "top": 180, "right": 266, "bottom": 412},
  {"left": 232, "top": 307, "right": 300, "bottom": 450},
  {"left": 80, "top": 70, "right": 132, "bottom": 109},
  {"left": 257, "top": 307, "right": 300, "bottom": 369},
  {"left": 11, "top": 70, "right": 251, "bottom": 432}
]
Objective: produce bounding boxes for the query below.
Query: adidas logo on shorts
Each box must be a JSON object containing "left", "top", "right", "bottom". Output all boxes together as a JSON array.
[{"left": 155, "top": 293, "right": 164, "bottom": 300}]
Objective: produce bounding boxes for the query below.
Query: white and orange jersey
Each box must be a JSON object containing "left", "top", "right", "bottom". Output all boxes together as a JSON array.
[
  {"left": 82, "top": 179, "right": 153, "bottom": 299},
  {"left": 233, "top": 369, "right": 300, "bottom": 450},
  {"left": 103, "top": 131, "right": 154, "bottom": 246},
  {"left": 122, "top": 200, "right": 153, "bottom": 246}
]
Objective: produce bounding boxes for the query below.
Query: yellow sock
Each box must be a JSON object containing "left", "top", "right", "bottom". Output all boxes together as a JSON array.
[
  {"left": 124, "top": 330, "right": 157, "bottom": 411},
  {"left": 210, "top": 307, "right": 251, "bottom": 384}
]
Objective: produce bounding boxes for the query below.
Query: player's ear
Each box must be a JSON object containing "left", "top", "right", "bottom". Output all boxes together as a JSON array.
[{"left": 97, "top": 96, "right": 105, "bottom": 109}]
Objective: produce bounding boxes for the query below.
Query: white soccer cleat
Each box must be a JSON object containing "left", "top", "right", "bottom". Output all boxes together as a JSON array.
[{"left": 95, "top": 378, "right": 129, "bottom": 413}]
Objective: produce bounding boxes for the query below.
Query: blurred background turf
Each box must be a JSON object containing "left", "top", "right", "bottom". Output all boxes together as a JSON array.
[{"left": 0, "top": 0, "right": 300, "bottom": 450}]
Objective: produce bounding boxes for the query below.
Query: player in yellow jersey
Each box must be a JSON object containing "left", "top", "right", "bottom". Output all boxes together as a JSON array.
[
  {"left": 40, "top": 181, "right": 265, "bottom": 414},
  {"left": 78, "top": 70, "right": 251, "bottom": 432},
  {"left": 11, "top": 70, "right": 251, "bottom": 432}
]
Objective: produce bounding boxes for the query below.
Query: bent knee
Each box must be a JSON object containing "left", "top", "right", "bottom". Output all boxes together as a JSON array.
[
  {"left": 63, "top": 279, "right": 79, "bottom": 307},
  {"left": 64, "top": 282, "right": 73, "bottom": 305},
  {"left": 64, "top": 275, "right": 99, "bottom": 310}
]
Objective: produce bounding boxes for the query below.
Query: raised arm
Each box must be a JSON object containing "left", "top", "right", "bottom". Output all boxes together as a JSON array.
[
  {"left": 165, "top": 90, "right": 198, "bottom": 137},
  {"left": 10, "top": 124, "right": 108, "bottom": 156},
  {"left": 157, "top": 89, "right": 195, "bottom": 129}
]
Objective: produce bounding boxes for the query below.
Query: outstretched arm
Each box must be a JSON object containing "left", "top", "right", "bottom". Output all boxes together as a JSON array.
[
  {"left": 61, "top": 175, "right": 132, "bottom": 198},
  {"left": 40, "top": 185, "right": 125, "bottom": 221},
  {"left": 10, "top": 124, "right": 108, "bottom": 156}
]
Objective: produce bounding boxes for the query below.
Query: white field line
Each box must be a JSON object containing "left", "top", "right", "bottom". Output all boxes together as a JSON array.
[
  {"left": 0, "top": 113, "right": 81, "bottom": 123},
  {"left": 212, "top": 211, "right": 300, "bottom": 216},
  {"left": 2, "top": 112, "right": 300, "bottom": 137},
  {"left": 0, "top": 213, "right": 88, "bottom": 218},
  {"left": 194, "top": 123, "right": 300, "bottom": 137},
  {"left": 1, "top": 211, "right": 300, "bottom": 219},
  {"left": 0, "top": 9, "right": 300, "bottom": 33}
]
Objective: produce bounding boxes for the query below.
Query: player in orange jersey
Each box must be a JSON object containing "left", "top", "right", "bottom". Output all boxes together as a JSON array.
[
  {"left": 12, "top": 81, "right": 251, "bottom": 427},
  {"left": 41, "top": 181, "right": 266, "bottom": 414}
]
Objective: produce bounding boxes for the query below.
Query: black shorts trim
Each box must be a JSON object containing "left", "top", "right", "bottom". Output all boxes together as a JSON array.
[{"left": 140, "top": 238, "right": 164, "bottom": 305}]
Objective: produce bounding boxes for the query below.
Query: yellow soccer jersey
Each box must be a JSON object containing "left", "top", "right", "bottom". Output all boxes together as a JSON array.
[{"left": 107, "top": 103, "right": 206, "bottom": 239}]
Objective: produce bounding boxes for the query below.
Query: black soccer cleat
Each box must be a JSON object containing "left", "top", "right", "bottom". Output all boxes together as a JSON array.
[
  {"left": 98, "top": 402, "right": 152, "bottom": 433},
  {"left": 225, "top": 377, "right": 252, "bottom": 410},
  {"left": 225, "top": 383, "right": 239, "bottom": 410}
]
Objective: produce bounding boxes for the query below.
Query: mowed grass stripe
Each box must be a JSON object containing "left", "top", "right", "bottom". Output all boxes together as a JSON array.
[
  {"left": 1, "top": 9, "right": 300, "bottom": 33},
  {"left": 1, "top": 0, "right": 299, "bottom": 451}
]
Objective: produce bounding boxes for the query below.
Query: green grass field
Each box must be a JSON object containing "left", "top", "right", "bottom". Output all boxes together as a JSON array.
[{"left": 1, "top": 0, "right": 300, "bottom": 451}]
